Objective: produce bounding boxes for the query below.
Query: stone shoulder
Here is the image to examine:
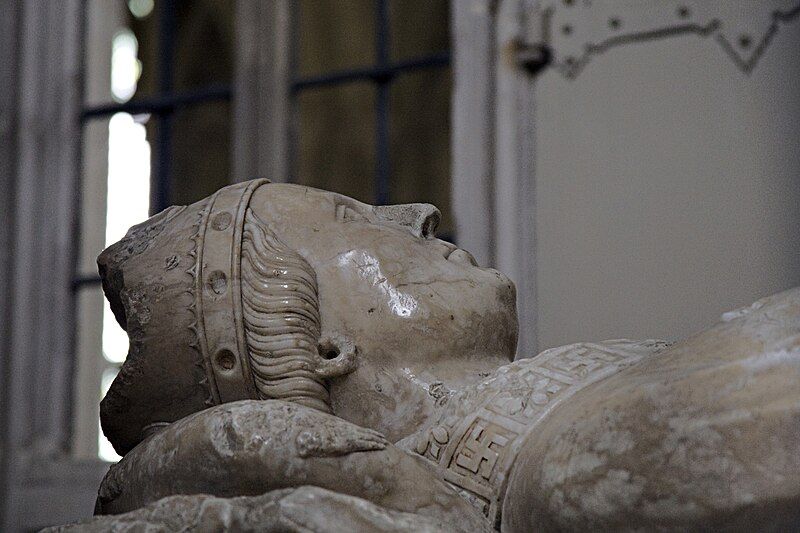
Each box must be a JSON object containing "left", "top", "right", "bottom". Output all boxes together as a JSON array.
[{"left": 402, "top": 339, "right": 670, "bottom": 524}]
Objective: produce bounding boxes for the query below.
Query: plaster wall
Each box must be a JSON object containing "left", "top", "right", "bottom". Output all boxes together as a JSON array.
[{"left": 533, "top": 20, "right": 800, "bottom": 348}]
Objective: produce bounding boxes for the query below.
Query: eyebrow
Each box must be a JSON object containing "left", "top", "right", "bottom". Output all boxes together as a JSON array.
[{"left": 335, "top": 200, "right": 374, "bottom": 222}]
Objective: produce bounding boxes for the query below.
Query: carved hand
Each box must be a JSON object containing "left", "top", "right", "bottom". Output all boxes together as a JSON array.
[{"left": 96, "top": 400, "right": 487, "bottom": 532}]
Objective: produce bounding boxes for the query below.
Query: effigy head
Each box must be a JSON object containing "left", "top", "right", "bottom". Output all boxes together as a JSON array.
[{"left": 99, "top": 180, "right": 517, "bottom": 454}]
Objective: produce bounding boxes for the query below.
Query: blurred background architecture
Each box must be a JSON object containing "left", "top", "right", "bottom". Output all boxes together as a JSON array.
[{"left": 0, "top": 1, "right": 798, "bottom": 529}]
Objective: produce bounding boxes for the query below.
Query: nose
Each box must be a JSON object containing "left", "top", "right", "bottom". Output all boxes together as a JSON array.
[{"left": 373, "top": 203, "right": 441, "bottom": 239}]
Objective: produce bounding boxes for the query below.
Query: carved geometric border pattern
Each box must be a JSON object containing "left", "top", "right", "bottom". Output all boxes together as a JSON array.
[
  {"left": 424, "top": 340, "right": 666, "bottom": 525},
  {"left": 538, "top": 1, "right": 800, "bottom": 78}
]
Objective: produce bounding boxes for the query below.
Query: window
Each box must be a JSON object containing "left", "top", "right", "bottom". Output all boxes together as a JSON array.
[
  {"left": 293, "top": 0, "right": 453, "bottom": 237},
  {"left": 73, "top": 0, "right": 234, "bottom": 461}
]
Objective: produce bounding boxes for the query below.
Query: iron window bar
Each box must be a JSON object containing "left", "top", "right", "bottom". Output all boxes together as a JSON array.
[
  {"left": 154, "top": 0, "right": 175, "bottom": 216},
  {"left": 80, "top": 85, "right": 232, "bottom": 120},
  {"left": 72, "top": 274, "right": 104, "bottom": 290},
  {"left": 374, "top": 0, "right": 391, "bottom": 206},
  {"left": 289, "top": 52, "right": 450, "bottom": 93}
]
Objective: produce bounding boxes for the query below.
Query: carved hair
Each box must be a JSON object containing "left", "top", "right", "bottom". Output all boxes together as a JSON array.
[{"left": 240, "top": 208, "right": 335, "bottom": 412}]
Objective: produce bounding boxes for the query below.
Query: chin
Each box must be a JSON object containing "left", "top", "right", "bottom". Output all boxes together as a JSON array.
[
  {"left": 328, "top": 366, "right": 434, "bottom": 441},
  {"left": 472, "top": 267, "right": 519, "bottom": 360}
]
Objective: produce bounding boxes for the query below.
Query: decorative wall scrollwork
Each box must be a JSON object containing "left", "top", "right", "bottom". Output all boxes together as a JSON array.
[{"left": 535, "top": 1, "right": 800, "bottom": 78}]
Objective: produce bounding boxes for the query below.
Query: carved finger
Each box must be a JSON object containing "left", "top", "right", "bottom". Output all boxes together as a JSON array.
[
  {"left": 350, "top": 432, "right": 388, "bottom": 447},
  {"left": 347, "top": 437, "right": 387, "bottom": 451},
  {"left": 357, "top": 429, "right": 388, "bottom": 444}
]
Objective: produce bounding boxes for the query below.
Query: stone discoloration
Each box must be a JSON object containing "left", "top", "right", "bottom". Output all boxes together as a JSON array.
[{"left": 502, "top": 287, "right": 800, "bottom": 531}]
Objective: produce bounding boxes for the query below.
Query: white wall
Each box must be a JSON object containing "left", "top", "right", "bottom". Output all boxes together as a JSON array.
[{"left": 533, "top": 18, "right": 800, "bottom": 348}]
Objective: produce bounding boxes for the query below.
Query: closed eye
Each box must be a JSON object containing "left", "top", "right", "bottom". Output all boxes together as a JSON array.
[{"left": 336, "top": 204, "right": 370, "bottom": 223}]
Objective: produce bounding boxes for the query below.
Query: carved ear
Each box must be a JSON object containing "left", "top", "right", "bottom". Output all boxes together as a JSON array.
[{"left": 315, "top": 334, "right": 359, "bottom": 379}]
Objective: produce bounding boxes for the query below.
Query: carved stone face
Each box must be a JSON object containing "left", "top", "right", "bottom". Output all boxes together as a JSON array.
[{"left": 249, "top": 184, "right": 518, "bottom": 440}]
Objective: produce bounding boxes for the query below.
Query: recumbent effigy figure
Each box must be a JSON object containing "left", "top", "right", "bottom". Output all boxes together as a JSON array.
[{"left": 54, "top": 179, "right": 800, "bottom": 531}]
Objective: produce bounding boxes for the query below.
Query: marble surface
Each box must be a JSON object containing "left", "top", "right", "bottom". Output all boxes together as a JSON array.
[{"left": 66, "top": 181, "right": 800, "bottom": 531}]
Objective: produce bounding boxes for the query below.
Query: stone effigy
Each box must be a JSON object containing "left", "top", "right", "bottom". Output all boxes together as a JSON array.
[{"left": 49, "top": 180, "right": 800, "bottom": 531}]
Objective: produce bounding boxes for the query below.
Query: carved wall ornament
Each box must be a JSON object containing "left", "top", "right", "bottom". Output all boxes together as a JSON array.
[{"left": 535, "top": 1, "right": 800, "bottom": 78}]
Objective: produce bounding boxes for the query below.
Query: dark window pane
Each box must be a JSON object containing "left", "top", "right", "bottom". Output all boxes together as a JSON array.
[
  {"left": 127, "top": 1, "right": 158, "bottom": 99},
  {"left": 389, "top": 0, "right": 449, "bottom": 62},
  {"left": 296, "top": 83, "right": 377, "bottom": 203},
  {"left": 171, "top": 100, "right": 232, "bottom": 205},
  {"left": 389, "top": 68, "right": 453, "bottom": 237},
  {"left": 173, "top": 1, "right": 234, "bottom": 92},
  {"left": 297, "top": 0, "right": 376, "bottom": 78},
  {"left": 131, "top": 1, "right": 234, "bottom": 95}
]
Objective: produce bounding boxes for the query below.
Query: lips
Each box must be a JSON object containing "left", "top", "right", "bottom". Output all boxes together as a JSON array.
[
  {"left": 432, "top": 240, "right": 480, "bottom": 267},
  {"left": 446, "top": 247, "right": 479, "bottom": 267}
]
